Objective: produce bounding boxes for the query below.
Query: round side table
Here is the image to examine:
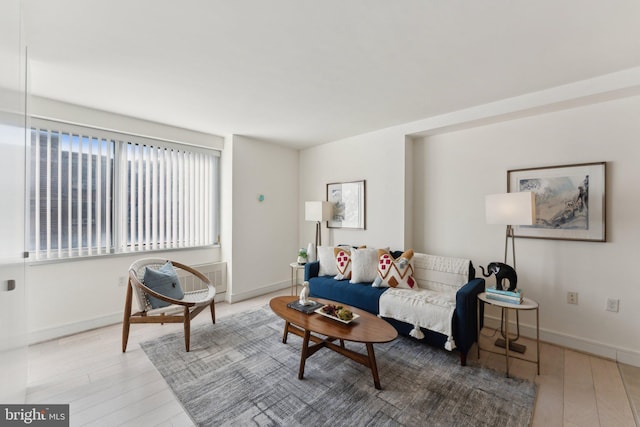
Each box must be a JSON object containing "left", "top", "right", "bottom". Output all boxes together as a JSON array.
[
  {"left": 477, "top": 291, "right": 540, "bottom": 377},
  {"left": 289, "top": 262, "right": 305, "bottom": 296}
]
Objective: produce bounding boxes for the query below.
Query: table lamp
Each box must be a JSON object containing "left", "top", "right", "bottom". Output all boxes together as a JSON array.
[{"left": 485, "top": 192, "right": 535, "bottom": 269}]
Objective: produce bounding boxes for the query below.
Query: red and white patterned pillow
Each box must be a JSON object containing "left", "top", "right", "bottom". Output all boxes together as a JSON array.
[
  {"left": 373, "top": 249, "right": 416, "bottom": 289},
  {"left": 334, "top": 247, "right": 352, "bottom": 280}
]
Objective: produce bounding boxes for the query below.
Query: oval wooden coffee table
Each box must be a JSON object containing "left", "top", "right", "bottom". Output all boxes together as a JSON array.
[{"left": 270, "top": 295, "right": 398, "bottom": 390}]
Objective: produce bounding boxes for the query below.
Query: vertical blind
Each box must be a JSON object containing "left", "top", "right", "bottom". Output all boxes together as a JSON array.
[
  {"left": 121, "top": 142, "right": 219, "bottom": 252},
  {"left": 30, "top": 128, "right": 113, "bottom": 258},
  {"left": 29, "top": 120, "right": 220, "bottom": 260}
]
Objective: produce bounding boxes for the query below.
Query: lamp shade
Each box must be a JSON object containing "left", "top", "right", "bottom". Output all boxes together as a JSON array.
[
  {"left": 485, "top": 192, "right": 536, "bottom": 225},
  {"left": 305, "top": 201, "right": 333, "bottom": 222}
]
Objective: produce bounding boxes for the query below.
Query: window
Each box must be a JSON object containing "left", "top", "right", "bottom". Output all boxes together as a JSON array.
[
  {"left": 121, "top": 141, "right": 219, "bottom": 251},
  {"left": 29, "top": 119, "right": 220, "bottom": 260}
]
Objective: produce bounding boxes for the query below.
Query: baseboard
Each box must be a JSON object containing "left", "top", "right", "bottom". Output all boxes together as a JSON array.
[
  {"left": 29, "top": 313, "right": 122, "bottom": 345},
  {"left": 29, "top": 292, "right": 227, "bottom": 345},
  {"left": 484, "top": 315, "right": 640, "bottom": 368},
  {"left": 31, "top": 294, "right": 640, "bottom": 368},
  {"left": 226, "top": 281, "right": 289, "bottom": 304}
]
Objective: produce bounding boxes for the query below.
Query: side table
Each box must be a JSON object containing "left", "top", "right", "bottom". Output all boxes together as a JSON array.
[
  {"left": 289, "top": 262, "right": 305, "bottom": 296},
  {"left": 477, "top": 292, "right": 540, "bottom": 377}
]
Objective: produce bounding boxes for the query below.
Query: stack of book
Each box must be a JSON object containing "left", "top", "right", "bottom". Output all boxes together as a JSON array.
[
  {"left": 286, "top": 299, "right": 323, "bottom": 314},
  {"left": 485, "top": 287, "right": 523, "bottom": 304}
]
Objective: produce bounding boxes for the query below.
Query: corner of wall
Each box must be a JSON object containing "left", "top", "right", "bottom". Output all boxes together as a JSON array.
[{"left": 404, "top": 135, "right": 414, "bottom": 249}]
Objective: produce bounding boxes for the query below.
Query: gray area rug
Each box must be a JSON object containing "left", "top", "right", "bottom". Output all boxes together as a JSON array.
[{"left": 141, "top": 306, "right": 536, "bottom": 426}]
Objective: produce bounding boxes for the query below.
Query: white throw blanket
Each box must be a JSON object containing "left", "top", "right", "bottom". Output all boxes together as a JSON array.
[
  {"left": 378, "top": 254, "right": 470, "bottom": 351},
  {"left": 379, "top": 288, "right": 457, "bottom": 350}
]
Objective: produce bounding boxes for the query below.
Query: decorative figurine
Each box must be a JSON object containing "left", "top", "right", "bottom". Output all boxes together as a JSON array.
[
  {"left": 299, "top": 281, "right": 311, "bottom": 305},
  {"left": 479, "top": 262, "right": 518, "bottom": 291}
]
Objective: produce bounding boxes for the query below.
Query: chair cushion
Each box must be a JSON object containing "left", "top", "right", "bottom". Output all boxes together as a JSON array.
[{"left": 143, "top": 262, "right": 185, "bottom": 308}]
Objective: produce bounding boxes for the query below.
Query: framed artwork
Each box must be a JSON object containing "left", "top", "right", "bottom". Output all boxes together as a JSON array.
[
  {"left": 508, "top": 162, "right": 606, "bottom": 242},
  {"left": 326, "top": 180, "right": 366, "bottom": 229}
]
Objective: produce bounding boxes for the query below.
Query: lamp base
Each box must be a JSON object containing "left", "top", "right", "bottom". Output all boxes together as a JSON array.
[{"left": 494, "top": 338, "right": 527, "bottom": 354}]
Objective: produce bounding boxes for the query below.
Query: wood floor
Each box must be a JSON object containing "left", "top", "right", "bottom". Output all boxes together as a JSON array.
[{"left": 27, "top": 288, "right": 639, "bottom": 426}]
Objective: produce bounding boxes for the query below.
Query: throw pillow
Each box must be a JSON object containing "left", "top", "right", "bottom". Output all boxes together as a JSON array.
[
  {"left": 143, "top": 261, "right": 185, "bottom": 309},
  {"left": 350, "top": 247, "right": 380, "bottom": 284},
  {"left": 334, "top": 247, "right": 352, "bottom": 280},
  {"left": 317, "top": 246, "right": 338, "bottom": 276},
  {"left": 372, "top": 249, "right": 416, "bottom": 289}
]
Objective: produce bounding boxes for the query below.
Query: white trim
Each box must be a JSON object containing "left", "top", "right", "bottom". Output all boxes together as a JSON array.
[
  {"left": 30, "top": 96, "right": 224, "bottom": 151},
  {"left": 31, "top": 117, "right": 220, "bottom": 157},
  {"left": 27, "top": 292, "right": 640, "bottom": 369},
  {"left": 404, "top": 66, "right": 640, "bottom": 138},
  {"left": 225, "top": 280, "right": 289, "bottom": 304},
  {"left": 28, "top": 292, "right": 226, "bottom": 345},
  {"left": 484, "top": 315, "right": 640, "bottom": 368},
  {"left": 28, "top": 312, "right": 122, "bottom": 345}
]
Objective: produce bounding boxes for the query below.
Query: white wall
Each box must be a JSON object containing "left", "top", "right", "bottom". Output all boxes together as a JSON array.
[
  {"left": 414, "top": 95, "right": 640, "bottom": 365},
  {"left": 26, "top": 249, "right": 220, "bottom": 343},
  {"left": 26, "top": 98, "right": 225, "bottom": 343},
  {"left": 226, "top": 135, "right": 299, "bottom": 301},
  {"left": 299, "top": 70, "right": 640, "bottom": 366},
  {"left": 24, "top": 100, "right": 301, "bottom": 341},
  {"left": 299, "top": 127, "right": 408, "bottom": 250}
]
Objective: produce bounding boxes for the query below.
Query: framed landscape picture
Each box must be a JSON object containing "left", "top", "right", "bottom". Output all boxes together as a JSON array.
[
  {"left": 326, "top": 180, "right": 366, "bottom": 229},
  {"left": 508, "top": 162, "right": 606, "bottom": 242}
]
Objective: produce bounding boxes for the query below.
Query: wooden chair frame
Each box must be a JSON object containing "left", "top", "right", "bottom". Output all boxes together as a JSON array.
[{"left": 122, "top": 259, "right": 216, "bottom": 352}]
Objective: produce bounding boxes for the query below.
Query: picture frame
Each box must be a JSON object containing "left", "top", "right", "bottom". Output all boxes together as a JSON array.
[
  {"left": 508, "top": 162, "right": 606, "bottom": 242},
  {"left": 326, "top": 180, "right": 366, "bottom": 229}
]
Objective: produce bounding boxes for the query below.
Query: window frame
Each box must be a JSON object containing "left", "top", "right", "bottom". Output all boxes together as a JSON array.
[{"left": 28, "top": 118, "right": 221, "bottom": 261}]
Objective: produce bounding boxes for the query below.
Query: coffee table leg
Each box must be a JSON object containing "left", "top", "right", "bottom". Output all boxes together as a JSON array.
[
  {"left": 298, "top": 329, "right": 311, "bottom": 380},
  {"left": 282, "top": 321, "right": 290, "bottom": 344},
  {"left": 366, "top": 343, "right": 382, "bottom": 390}
]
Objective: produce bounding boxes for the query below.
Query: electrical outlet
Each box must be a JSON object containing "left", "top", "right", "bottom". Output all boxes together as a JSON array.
[
  {"left": 606, "top": 298, "right": 619, "bottom": 312},
  {"left": 567, "top": 291, "right": 578, "bottom": 304},
  {"left": 118, "top": 276, "right": 126, "bottom": 287}
]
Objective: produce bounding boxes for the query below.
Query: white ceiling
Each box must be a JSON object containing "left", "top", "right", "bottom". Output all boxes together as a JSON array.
[{"left": 21, "top": 0, "right": 640, "bottom": 149}]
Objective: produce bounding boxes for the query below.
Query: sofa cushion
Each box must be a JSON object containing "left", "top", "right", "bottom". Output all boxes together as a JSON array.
[
  {"left": 373, "top": 249, "right": 416, "bottom": 289},
  {"left": 317, "top": 246, "right": 338, "bottom": 276},
  {"left": 308, "top": 276, "right": 388, "bottom": 314},
  {"left": 350, "top": 247, "right": 379, "bottom": 284},
  {"left": 334, "top": 247, "right": 352, "bottom": 280}
]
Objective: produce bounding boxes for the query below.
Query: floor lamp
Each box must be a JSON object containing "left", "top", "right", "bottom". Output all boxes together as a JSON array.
[
  {"left": 305, "top": 201, "right": 333, "bottom": 250},
  {"left": 485, "top": 191, "right": 536, "bottom": 353}
]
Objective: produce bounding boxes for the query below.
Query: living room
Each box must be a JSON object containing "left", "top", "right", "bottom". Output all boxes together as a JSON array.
[{"left": 2, "top": 1, "right": 640, "bottom": 426}]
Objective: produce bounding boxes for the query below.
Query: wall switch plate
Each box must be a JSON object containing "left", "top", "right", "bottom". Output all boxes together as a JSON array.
[
  {"left": 567, "top": 292, "right": 578, "bottom": 304},
  {"left": 606, "top": 298, "right": 619, "bottom": 312}
]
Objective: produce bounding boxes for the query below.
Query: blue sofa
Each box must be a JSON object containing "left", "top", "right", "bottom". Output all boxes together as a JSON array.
[{"left": 304, "top": 258, "right": 485, "bottom": 366}]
